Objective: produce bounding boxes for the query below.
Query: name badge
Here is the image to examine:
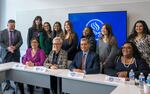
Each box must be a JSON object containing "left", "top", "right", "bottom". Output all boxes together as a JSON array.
[
  {"left": 33, "top": 67, "right": 47, "bottom": 73},
  {"left": 68, "top": 71, "right": 85, "bottom": 79},
  {"left": 105, "top": 76, "right": 125, "bottom": 83},
  {"left": 12, "top": 63, "right": 25, "bottom": 70}
]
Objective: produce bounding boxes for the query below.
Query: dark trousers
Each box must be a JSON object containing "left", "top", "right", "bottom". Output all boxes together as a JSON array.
[
  {"left": 17, "top": 83, "right": 25, "bottom": 94},
  {"left": 43, "top": 76, "right": 58, "bottom": 94},
  {"left": 28, "top": 85, "right": 34, "bottom": 94},
  {"left": 3, "top": 52, "right": 25, "bottom": 94}
]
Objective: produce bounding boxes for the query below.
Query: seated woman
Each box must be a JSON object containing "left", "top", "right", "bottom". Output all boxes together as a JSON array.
[
  {"left": 44, "top": 37, "right": 67, "bottom": 94},
  {"left": 104, "top": 42, "right": 149, "bottom": 78},
  {"left": 22, "top": 37, "right": 46, "bottom": 94}
]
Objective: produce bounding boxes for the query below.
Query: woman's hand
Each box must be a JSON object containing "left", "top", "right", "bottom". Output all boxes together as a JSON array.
[
  {"left": 117, "top": 71, "right": 128, "bottom": 78},
  {"left": 26, "top": 61, "right": 34, "bottom": 67}
]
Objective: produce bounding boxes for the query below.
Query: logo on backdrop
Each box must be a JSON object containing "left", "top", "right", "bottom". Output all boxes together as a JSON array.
[{"left": 86, "top": 19, "right": 104, "bottom": 40}]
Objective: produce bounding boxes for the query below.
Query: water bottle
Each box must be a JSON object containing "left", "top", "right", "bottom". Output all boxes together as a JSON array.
[
  {"left": 128, "top": 69, "right": 135, "bottom": 85},
  {"left": 146, "top": 73, "right": 150, "bottom": 84},
  {"left": 139, "top": 72, "right": 145, "bottom": 89},
  {"left": 129, "top": 69, "right": 135, "bottom": 80}
]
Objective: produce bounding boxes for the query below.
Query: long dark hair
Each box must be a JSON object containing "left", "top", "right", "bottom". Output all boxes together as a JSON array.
[
  {"left": 64, "top": 20, "right": 75, "bottom": 43},
  {"left": 32, "top": 16, "right": 42, "bottom": 30},
  {"left": 101, "top": 23, "right": 114, "bottom": 38},
  {"left": 83, "top": 26, "right": 95, "bottom": 37},
  {"left": 53, "top": 21, "right": 63, "bottom": 32},
  {"left": 43, "top": 22, "right": 52, "bottom": 36},
  {"left": 100, "top": 23, "right": 116, "bottom": 45},
  {"left": 118, "top": 42, "right": 141, "bottom": 58},
  {"left": 128, "top": 20, "right": 150, "bottom": 40}
]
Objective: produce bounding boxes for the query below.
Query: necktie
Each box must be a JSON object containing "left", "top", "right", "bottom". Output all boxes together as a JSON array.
[
  {"left": 82, "top": 53, "right": 86, "bottom": 70},
  {"left": 9, "top": 31, "right": 13, "bottom": 46}
]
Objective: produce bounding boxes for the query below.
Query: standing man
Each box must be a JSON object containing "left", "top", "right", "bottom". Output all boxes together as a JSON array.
[
  {"left": 0, "top": 19, "right": 24, "bottom": 94},
  {"left": 0, "top": 19, "right": 23, "bottom": 62},
  {"left": 69, "top": 38, "right": 100, "bottom": 74}
]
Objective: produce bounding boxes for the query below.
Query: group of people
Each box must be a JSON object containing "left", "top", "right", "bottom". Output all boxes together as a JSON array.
[{"left": 0, "top": 16, "right": 150, "bottom": 94}]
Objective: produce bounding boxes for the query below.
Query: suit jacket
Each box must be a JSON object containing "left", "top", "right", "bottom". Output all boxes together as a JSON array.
[
  {"left": 44, "top": 49, "right": 68, "bottom": 69},
  {"left": 0, "top": 29, "right": 23, "bottom": 62},
  {"left": 69, "top": 51, "right": 100, "bottom": 74}
]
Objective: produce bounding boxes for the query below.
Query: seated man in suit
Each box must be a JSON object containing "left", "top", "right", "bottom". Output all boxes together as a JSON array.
[
  {"left": 69, "top": 38, "right": 100, "bottom": 74},
  {"left": 44, "top": 37, "right": 67, "bottom": 94}
]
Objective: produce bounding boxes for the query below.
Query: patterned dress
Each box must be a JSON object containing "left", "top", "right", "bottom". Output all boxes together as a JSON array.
[{"left": 129, "top": 35, "right": 150, "bottom": 67}]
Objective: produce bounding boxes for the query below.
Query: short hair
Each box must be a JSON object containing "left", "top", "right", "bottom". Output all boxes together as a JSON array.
[
  {"left": 8, "top": 19, "right": 15, "bottom": 23},
  {"left": 30, "top": 37, "right": 39, "bottom": 44},
  {"left": 53, "top": 37, "right": 63, "bottom": 44},
  {"left": 80, "top": 38, "right": 90, "bottom": 44}
]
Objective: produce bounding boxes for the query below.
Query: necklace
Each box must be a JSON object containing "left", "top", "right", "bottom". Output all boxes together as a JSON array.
[{"left": 121, "top": 57, "right": 135, "bottom": 68}]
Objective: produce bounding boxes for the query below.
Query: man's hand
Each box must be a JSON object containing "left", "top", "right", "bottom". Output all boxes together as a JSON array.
[
  {"left": 73, "top": 69, "right": 84, "bottom": 73},
  {"left": 50, "top": 64, "right": 58, "bottom": 69},
  {"left": 7, "top": 46, "right": 14, "bottom": 53}
]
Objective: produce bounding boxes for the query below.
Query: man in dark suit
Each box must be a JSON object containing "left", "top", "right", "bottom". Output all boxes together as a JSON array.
[
  {"left": 69, "top": 38, "right": 100, "bottom": 74},
  {"left": 0, "top": 19, "right": 23, "bottom": 62},
  {"left": 0, "top": 19, "right": 24, "bottom": 94}
]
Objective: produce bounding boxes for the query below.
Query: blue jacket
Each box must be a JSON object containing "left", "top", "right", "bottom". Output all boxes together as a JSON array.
[{"left": 69, "top": 51, "right": 100, "bottom": 74}]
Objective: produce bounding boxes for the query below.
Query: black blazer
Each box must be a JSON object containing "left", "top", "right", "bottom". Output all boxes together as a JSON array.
[
  {"left": 27, "top": 27, "right": 42, "bottom": 48},
  {"left": 69, "top": 51, "right": 100, "bottom": 74}
]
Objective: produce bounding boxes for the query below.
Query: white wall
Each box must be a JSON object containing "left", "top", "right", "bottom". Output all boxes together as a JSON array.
[
  {"left": 0, "top": 0, "right": 6, "bottom": 29},
  {"left": 0, "top": 0, "right": 150, "bottom": 56},
  {"left": 1, "top": 0, "right": 150, "bottom": 29}
]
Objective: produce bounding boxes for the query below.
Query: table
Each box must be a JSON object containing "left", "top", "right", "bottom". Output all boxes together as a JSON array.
[
  {"left": 0, "top": 62, "right": 14, "bottom": 92},
  {"left": 56, "top": 69, "right": 141, "bottom": 94},
  {"left": 0, "top": 62, "right": 142, "bottom": 94},
  {"left": 0, "top": 62, "right": 62, "bottom": 94}
]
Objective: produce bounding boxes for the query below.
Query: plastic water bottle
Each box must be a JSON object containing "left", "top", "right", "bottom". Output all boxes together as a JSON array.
[
  {"left": 128, "top": 69, "right": 135, "bottom": 85},
  {"left": 129, "top": 69, "right": 135, "bottom": 80},
  {"left": 139, "top": 72, "right": 145, "bottom": 89},
  {"left": 146, "top": 73, "right": 150, "bottom": 84}
]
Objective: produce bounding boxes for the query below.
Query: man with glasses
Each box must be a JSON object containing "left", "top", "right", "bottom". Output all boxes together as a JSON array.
[{"left": 44, "top": 37, "right": 67, "bottom": 94}]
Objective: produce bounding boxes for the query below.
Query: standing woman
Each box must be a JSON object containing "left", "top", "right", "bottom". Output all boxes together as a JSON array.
[
  {"left": 52, "top": 21, "right": 64, "bottom": 39},
  {"left": 97, "top": 23, "right": 118, "bottom": 72},
  {"left": 27, "top": 16, "right": 42, "bottom": 48},
  {"left": 78, "top": 26, "right": 96, "bottom": 52},
  {"left": 128, "top": 20, "right": 150, "bottom": 67},
  {"left": 39, "top": 22, "right": 52, "bottom": 56},
  {"left": 62, "top": 20, "right": 78, "bottom": 60}
]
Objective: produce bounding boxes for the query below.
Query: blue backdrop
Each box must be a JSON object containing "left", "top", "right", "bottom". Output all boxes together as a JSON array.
[{"left": 68, "top": 11, "right": 127, "bottom": 48}]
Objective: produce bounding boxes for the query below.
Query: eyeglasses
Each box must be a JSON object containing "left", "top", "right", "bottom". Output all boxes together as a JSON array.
[
  {"left": 122, "top": 46, "right": 132, "bottom": 49},
  {"left": 31, "top": 41, "right": 38, "bottom": 43},
  {"left": 53, "top": 43, "right": 61, "bottom": 45}
]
